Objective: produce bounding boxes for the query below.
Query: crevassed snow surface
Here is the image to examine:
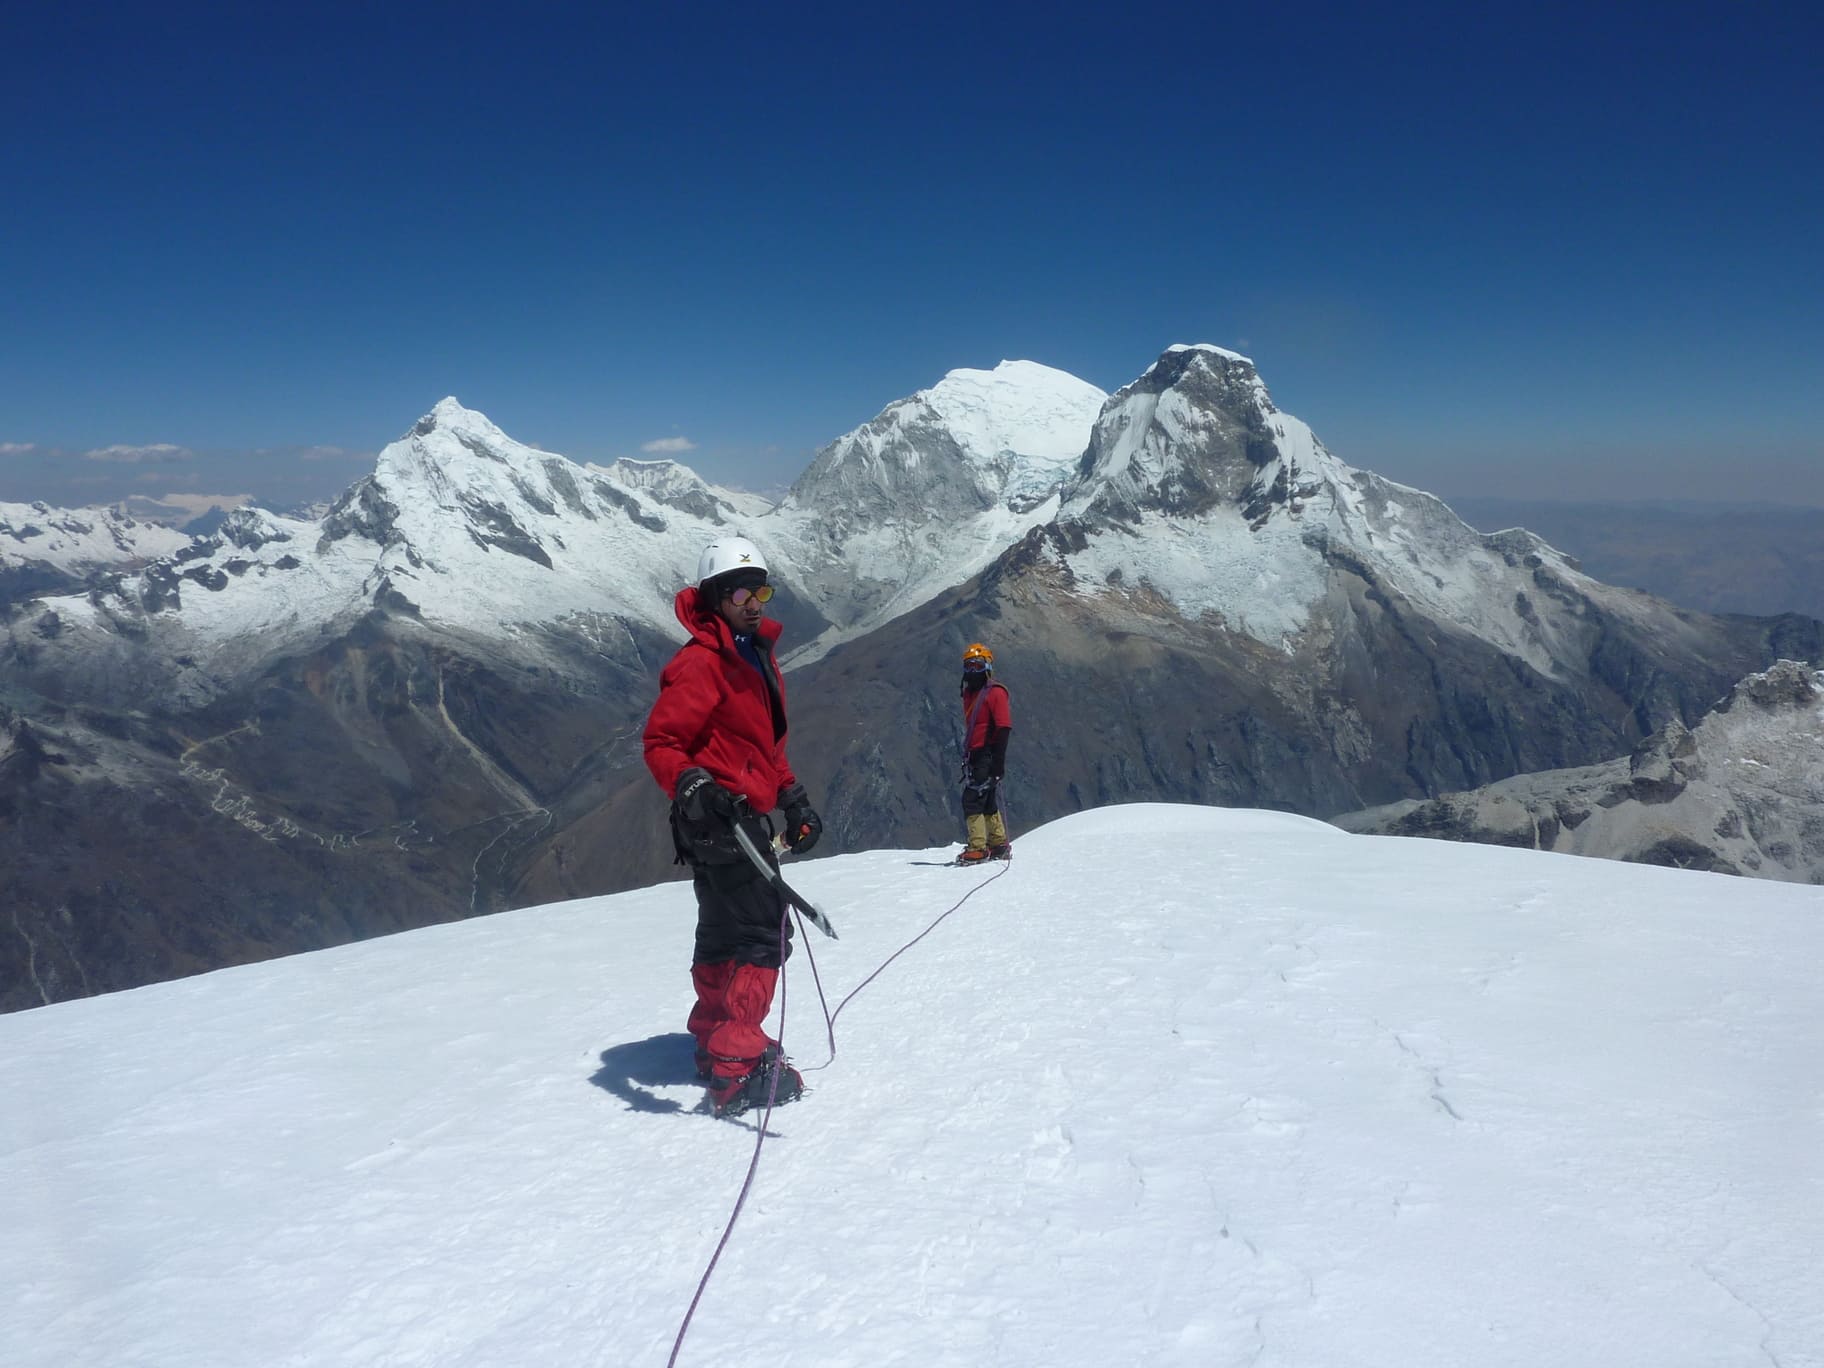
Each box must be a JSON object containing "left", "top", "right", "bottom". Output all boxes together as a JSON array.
[{"left": 6, "top": 806, "right": 1821, "bottom": 1368}]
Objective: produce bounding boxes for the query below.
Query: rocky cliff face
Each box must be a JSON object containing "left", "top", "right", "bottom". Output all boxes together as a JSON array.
[{"left": 1331, "top": 661, "right": 1824, "bottom": 882}]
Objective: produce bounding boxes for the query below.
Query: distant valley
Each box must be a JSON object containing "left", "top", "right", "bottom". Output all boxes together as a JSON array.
[{"left": 1448, "top": 498, "right": 1824, "bottom": 622}]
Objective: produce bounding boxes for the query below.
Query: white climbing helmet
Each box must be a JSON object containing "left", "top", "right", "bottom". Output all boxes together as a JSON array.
[{"left": 696, "top": 535, "right": 767, "bottom": 586}]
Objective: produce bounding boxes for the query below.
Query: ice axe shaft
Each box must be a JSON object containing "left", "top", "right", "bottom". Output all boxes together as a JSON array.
[{"left": 732, "top": 819, "right": 838, "bottom": 939}]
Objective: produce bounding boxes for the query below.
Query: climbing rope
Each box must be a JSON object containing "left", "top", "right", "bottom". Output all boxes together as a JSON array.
[
  {"left": 665, "top": 850, "right": 1011, "bottom": 1364},
  {"left": 666, "top": 911, "right": 794, "bottom": 1367}
]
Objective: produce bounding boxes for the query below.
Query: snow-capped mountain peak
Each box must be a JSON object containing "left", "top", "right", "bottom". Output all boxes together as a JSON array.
[
  {"left": 763, "top": 360, "right": 1109, "bottom": 662},
  {"left": 786, "top": 359, "right": 1105, "bottom": 521},
  {"left": 412, "top": 395, "right": 516, "bottom": 444},
  {"left": 1166, "top": 341, "right": 1255, "bottom": 362},
  {"left": 24, "top": 400, "right": 787, "bottom": 703},
  {"left": 915, "top": 358, "right": 1106, "bottom": 474},
  {"left": 1046, "top": 344, "right": 1629, "bottom": 672},
  {"left": 1064, "top": 343, "right": 1288, "bottom": 520}
]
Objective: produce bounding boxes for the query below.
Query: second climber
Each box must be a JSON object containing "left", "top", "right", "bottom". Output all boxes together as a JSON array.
[{"left": 958, "top": 641, "right": 1013, "bottom": 863}]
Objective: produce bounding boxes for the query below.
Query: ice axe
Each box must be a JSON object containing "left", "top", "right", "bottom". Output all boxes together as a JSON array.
[{"left": 731, "top": 813, "right": 839, "bottom": 940}]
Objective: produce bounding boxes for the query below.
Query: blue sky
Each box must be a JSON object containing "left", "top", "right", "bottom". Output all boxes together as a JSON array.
[{"left": 3, "top": 2, "right": 1819, "bottom": 513}]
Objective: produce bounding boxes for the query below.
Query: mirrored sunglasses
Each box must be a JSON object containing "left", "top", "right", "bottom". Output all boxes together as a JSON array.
[
  {"left": 962, "top": 659, "right": 989, "bottom": 673},
  {"left": 726, "top": 584, "right": 775, "bottom": 606}
]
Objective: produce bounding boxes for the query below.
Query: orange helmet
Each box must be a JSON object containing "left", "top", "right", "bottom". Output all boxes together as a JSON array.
[{"left": 962, "top": 642, "right": 993, "bottom": 670}]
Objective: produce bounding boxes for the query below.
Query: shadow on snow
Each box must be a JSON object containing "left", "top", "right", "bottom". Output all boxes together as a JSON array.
[{"left": 590, "top": 1032, "right": 701, "bottom": 1114}]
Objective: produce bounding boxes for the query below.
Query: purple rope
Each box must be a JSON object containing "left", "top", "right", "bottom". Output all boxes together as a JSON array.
[
  {"left": 667, "top": 846, "right": 1010, "bottom": 1362},
  {"left": 796, "top": 858, "right": 1010, "bottom": 1072},
  {"left": 666, "top": 894, "right": 793, "bottom": 1367}
]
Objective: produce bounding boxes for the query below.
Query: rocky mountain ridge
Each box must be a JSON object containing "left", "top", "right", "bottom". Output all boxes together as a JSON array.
[
  {"left": 1, "top": 500, "right": 190, "bottom": 611},
  {"left": 1332, "top": 660, "right": 1824, "bottom": 882}
]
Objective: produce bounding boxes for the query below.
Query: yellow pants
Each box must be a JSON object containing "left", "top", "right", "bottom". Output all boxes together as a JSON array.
[{"left": 965, "top": 812, "right": 1008, "bottom": 851}]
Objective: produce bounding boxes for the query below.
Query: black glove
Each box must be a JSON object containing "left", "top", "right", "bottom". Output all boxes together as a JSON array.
[
  {"left": 675, "top": 767, "right": 736, "bottom": 825},
  {"left": 989, "top": 728, "right": 1010, "bottom": 780},
  {"left": 778, "top": 783, "right": 822, "bottom": 855}
]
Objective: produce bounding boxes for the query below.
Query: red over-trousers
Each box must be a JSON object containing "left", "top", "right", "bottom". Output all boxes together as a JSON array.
[{"left": 644, "top": 585, "right": 799, "bottom": 1082}]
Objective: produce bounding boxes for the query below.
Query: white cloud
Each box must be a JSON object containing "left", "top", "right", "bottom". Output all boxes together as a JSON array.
[
  {"left": 128, "top": 492, "right": 258, "bottom": 517},
  {"left": 640, "top": 436, "right": 697, "bottom": 453},
  {"left": 84, "top": 443, "right": 194, "bottom": 464},
  {"left": 0, "top": 442, "right": 37, "bottom": 456},
  {"left": 298, "top": 445, "right": 374, "bottom": 463}
]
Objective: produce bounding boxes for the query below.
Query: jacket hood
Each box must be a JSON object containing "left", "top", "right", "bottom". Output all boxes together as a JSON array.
[{"left": 673, "top": 585, "right": 784, "bottom": 652}]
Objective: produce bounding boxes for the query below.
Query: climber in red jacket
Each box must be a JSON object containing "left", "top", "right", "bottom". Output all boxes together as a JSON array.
[
  {"left": 959, "top": 641, "right": 1013, "bottom": 863},
  {"left": 642, "top": 535, "right": 822, "bottom": 1119}
]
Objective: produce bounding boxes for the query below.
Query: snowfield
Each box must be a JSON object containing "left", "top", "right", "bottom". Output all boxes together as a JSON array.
[{"left": 4, "top": 804, "right": 1821, "bottom": 1367}]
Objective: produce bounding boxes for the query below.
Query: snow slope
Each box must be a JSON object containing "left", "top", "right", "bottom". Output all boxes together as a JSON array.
[{"left": 5, "top": 805, "right": 1820, "bottom": 1367}]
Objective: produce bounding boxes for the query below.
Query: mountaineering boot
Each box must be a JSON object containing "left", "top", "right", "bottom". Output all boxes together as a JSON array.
[
  {"left": 698, "top": 1039, "right": 780, "bottom": 1080},
  {"left": 988, "top": 842, "right": 1013, "bottom": 860},
  {"left": 958, "top": 846, "right": 990, "bottom": 864},
  {"left": 708, "top": 1045, "right": 805, "bottom": 1119}
]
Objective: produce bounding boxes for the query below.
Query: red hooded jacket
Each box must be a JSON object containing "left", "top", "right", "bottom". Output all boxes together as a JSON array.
[
  {"left": 643, "top": 586, "right": 797, "bottom": 812},
  {"left": 963, "top": 678, "right": 1011, "bottom": 749}
]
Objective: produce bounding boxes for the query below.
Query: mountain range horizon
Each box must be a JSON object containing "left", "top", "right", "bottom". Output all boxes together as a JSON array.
[
  {"left": 4, "top": 343, "right": 1820, "bottom": 1012},
  {"left": 9, "top": 330, "right": 1824, "bottom": 523}
]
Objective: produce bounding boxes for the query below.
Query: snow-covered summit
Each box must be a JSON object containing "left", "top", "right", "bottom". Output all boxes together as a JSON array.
[
  {"left": 413, "top": 394, "right": 518, "bottom": 444},
  {"left": 1166, "top": 341, "right": 1255, "bottom": 363},
  {"left": 767, "top": 360, "right": 1108, "bottom": 660},
  {"left": 20, "top": 399, "right": 778, "bottom": 702},
  {"left": 5, "top": 804, "right": 1820, "bottom": 1365},
  {"left": 786, "top": 359, "right": 1105, "bottom": 520},
  {"left": 1065, "top": 344, "right": 1283, "bottom": 519},
  {"left": 330, "top": 398, "right": 774, "bottom": 636},
  {"left": 912, "top": 358, "right": 1106, "bottom": 478},
  {"left": 1047, "top": 344, "right": 1664, "bottom": 673}
]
